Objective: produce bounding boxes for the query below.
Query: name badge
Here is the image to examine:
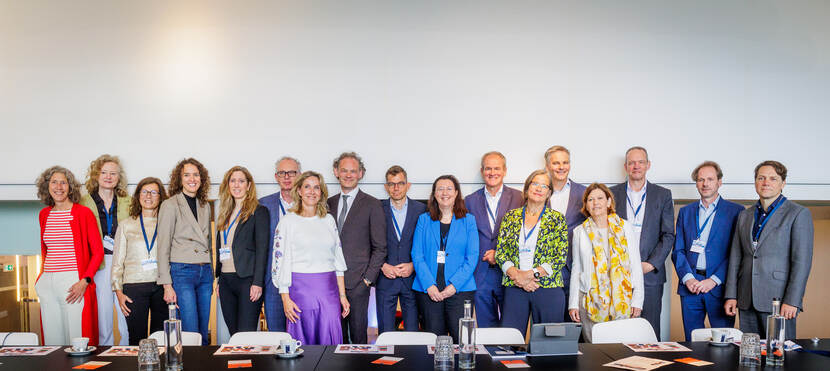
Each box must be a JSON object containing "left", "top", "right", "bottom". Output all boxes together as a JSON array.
[
  {"left": 103, "top": 235, "right": 115, "bottom": 251},
  {"left": 519, "top": 247, "right": 532, "bottom": 254},
  {"left": 141, "top": 258, "right": 157, "bottom": 271},
  {"left": 690, "top": 239, "right": 705, "bottom": 254},
  {"left": 219, "top": 247, "right": 231, "bottom": 261},
  {"left": 633, "top": 222, "right": 643, "bottom": 228},
  {"left": 436, "top": 251, "right": 446, "bottom": 264}
]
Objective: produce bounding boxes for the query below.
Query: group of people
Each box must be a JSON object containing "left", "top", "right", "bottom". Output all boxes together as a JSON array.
[{"left": 34, "top": 146, "right": 813, "bottom": 346}]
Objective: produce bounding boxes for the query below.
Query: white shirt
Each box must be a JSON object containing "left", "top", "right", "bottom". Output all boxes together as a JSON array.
[
  {"left": 500, "top": 212, "right": 554, "bottom": 276},
  {"left": 272, "top": 213, "right": 348, "bottom": 293},
  {"left": 549, "top": 180, "right": 571, "bottom": 215},
  {"left": 390, "top": 198, "right": 408, "bottom": 240},
  {"left": 338, "top": 187, "right": 360, "bottom": 222},
  {"left": 625, "top": 181, "right": 647, "bottom": 240},
  {"left": 484, "top": 185, "right": 503, "bottom": 232},
  {"left": 278, "top": 192, "right": 293, "bottom": 217},
  {"left": 681, "top": 195, "right": 722, "bottom": 285}
]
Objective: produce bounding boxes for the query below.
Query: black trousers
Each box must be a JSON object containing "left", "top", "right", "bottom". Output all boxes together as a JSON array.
[
  {"left": 218, "top": 273, "right": 264, "bottom": 335},
  {"left": 122, "top": 282, "right": 168, "bottom": 345},
  {"left": 641, "top": 285, "right": 664, "bottom": 340},
  {"left": 416, "top": 290, "right": 475, "bottom": 343},
  {"left": 342, "top": 282, "right": 370, "bottom": 344}
]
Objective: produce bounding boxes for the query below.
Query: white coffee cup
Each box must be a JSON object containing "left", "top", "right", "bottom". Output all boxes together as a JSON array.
[
  {"left": 280, "top": 338, "right": 302, "bottom": 354},
  {"left": 711, "top": 329, "right": 729, "bottom": 343},
  {"left": 71, "top": 337, "right": 90, "bottom": 352}
]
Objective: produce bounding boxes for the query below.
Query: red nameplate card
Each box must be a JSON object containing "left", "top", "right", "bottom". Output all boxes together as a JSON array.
[
  {"left": 501, "top": 359, "right": 530, "bottom": 368},
  {"left": 372, "top": 356, "right": 403, "bottom": 365},
  {"left": 228, "top": 359, "right": 253, "bottom": 368}
]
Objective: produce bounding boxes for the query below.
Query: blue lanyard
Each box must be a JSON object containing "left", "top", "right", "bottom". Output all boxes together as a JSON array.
[
  {"left": 223, "top": 210, "right": 242, "bottom": 246},
  {"left": 103, "top": 200, "right": 115, "bottom": 235},
  {"left": 753, "top": 196, "right": 786, "bottom": 242},
  {"left": 521, "top": 205, "right": 545, "bottom": 245},
  {"left": 440, "top": 224, "right": 450, "bottom": 252},
  {"left": 390, "top": 206, "right": 403, "bottom": 240},
  {"left": 278, "top": 198, "right": 286, "bottom": 217},
  {"left": 484, "top": 198, "right": 497, "bottom": 229},
  {"left": 695, "top": 200, "right": 719, "bottom": 240},
  {"left": 139, "top": 214, "right": 157, "bottom": 254},
  {"left": 626, "top": 185, "right": 646, "bottom": 220}
]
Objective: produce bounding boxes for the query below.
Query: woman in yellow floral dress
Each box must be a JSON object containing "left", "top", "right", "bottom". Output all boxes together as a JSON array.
[{"left": 568, "top": 183, "right": 644, "bottom": 342}]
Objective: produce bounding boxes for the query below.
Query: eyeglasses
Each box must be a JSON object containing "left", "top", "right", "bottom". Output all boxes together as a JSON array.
[
  {"left": 386, "top": 181, "right": 407, "bottom": 188},
  {"left": 530, "top": 182, "right": 550, "bottom": 190},
  {"left": 277, "top": 170, "right": 299, "bottom": 178},
  {"left": 140, "top": 190, "right": 161, "bottom": 197}
]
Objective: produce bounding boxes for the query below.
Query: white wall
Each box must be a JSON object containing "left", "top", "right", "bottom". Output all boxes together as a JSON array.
[{"left": 2, "top": 1, "right": 829, "bottom": 200}]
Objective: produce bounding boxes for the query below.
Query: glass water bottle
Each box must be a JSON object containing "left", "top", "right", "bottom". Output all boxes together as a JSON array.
[
  {"left": 766, "top": 298, "right": 785, "bottom": 367},
  {"left": 458, "top": 300, "right": 476, "bottom": 369},
  {"left": 164, "top": 303, "right": 183, "bottom": 370}
]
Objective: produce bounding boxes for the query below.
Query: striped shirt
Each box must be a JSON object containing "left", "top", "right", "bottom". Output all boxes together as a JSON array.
[{"left": 42, "top": 209, "right": 77, "bottom": 273}]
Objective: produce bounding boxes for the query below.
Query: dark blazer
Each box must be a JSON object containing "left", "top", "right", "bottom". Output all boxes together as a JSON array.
[
  {"left": 214, "top": 205, "right": 271, "bottom": 287},
  {"left": 411, "top": 213, "right": 479, "bottom": 293},
  {"left": 672, "top": 198, "right": 744, "bottom": 298},
  {"left": 610, "top": 181, "right": 675, "bottom": 286},
  {"left": 378, "top": 198, "right": 427, "bottom": 291},
  {"left": 725, "top": 199, "right": 813, "bottom": 312},
  {"left": 259, "top": 191, "right": 287, "bottom": 285},
  {"left": 327, "top": 189, "right": 388, "bottom": 289},
  {"left": 464, "top": 186, "right": 524, "bottom": 285},
  {"left": 560, "top": 180, "right": 588, "bottom": 272}
]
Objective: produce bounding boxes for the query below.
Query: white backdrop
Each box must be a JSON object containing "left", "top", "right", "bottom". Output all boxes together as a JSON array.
[{"left": 2, "top": 1, "right": 829, "bottom": 200}]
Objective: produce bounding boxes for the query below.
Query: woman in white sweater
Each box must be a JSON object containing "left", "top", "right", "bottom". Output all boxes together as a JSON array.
[
  {"left": 568, "top": 183, "right": 644, "bottom": 342},
  {"left": 272, "top": 171, "right": 350, "bottom": 345}
]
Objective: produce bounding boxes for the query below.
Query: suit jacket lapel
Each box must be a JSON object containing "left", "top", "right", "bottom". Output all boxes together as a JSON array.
[
  {"left": 690, "top": 203, "right": 701, "bottom": 267},
  {"left": 343, "top": 190, "right": 365, "bottom": 229},
  {"left": 401, "top": 198, "right": 419, "bottom": 240},
  {"left": 756, "top": 200, "right": 786, "bottom": 249},
  {"left": 479, "top": 191, "right": 493, "bottom": 240},
  {"left": 177, "top": 193, "right": 206, "bottom": 244},
  {"left": 614, "top": 185, "right": 627, "bottom": 219},
  {"left": 639, "top": 182, "right": 655, "bottom": 246},
  {"left": 496, "top": 189, "right": 513, "bottom": 227}
]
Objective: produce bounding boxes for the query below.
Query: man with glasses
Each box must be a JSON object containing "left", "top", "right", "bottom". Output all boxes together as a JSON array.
[
  {"left": 259, "top": 156, "right": 301, "bottom": 332},
  {"left": 327, "top": 152, "right": 387, "bottom": 344},
  {"left": 376, "top": 165, "right": 426, "bottom": 332},
  {"left": 464, "top": 151, "right": 523, "bottom": 327}
]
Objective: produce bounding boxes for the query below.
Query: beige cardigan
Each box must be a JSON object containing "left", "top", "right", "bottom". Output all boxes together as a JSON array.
[
  {"left": 156, "top": 193, "right": 213, "bottom": 285},
  {"left": 111, "top": 216, "right": 159, "bottom": 290}
]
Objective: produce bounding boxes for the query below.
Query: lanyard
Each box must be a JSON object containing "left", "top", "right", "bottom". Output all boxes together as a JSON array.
[
  {"left": 103, "top": 200, "right": 115, "bottom": 236},
  {"left": 753, "top": 196, "right": 786, "bottom": 242},
  {"left": 139, "top": 214, "right": 157, "bottom": 254},
  {"left": 695, "top": 201, "right": 719, "bottom": 240},
  {"left": 223, "top": 210, "right": 242, "bottom": 246},
  {"left": 440, "top": 224, "right": 450, "bottom": 252},
  {"left": 521, "top": 205, "right": 545, "bottom": 245},
  {"left": 390, "top": 206, "right": 403, "bottom": 240},
  {"left": 278, "top": 199, "right": 286, "bottom": 216},
  {"left": 626, "top": 185, "right": 646, "bottom": 221},
  {"left": 484, "top": 197, "right": 498, "bottom": 230}
]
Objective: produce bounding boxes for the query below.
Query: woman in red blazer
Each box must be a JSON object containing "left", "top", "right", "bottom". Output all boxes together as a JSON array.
[{"left": 35, "top": 166, "right": 104, "bottom": 346}]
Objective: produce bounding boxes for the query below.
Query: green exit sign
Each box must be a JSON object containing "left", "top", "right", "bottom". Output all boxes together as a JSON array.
[{"left": 3, "top": 264, "right": 12, "bottom": 272}]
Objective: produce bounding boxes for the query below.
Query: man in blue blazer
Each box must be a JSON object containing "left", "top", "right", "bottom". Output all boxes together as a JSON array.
[
  {"left": 610, "top": 146, "right": 675, "bottom": 339},
  {"left": 377, "top": 166, "right": 426, "bottom": 332},
  {"left": 544, "top": 145, "right": 587, "bottom": 322},
  {"left": 672, "top": 161, "right": 743, "bottom": 341},
  {"left": 464, "top": 151, "right": 523, "bottom": 327},
  {"left": 258, "top": 156, "right": 301, "bottom": 332}
]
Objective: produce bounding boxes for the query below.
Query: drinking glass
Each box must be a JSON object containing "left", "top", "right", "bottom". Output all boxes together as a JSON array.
[
  {"left": 739, "top": 333, "right": 761, "bottom": 367},
  {"left": 138, "top": 338, "right": 161, "bottom": 370},
  {"left": 434, "top": 335, "right": 454, "bottom": 370}
]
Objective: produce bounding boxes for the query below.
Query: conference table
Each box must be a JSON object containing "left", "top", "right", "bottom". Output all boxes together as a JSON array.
[{"left": 1, "top": 340, "right": 828, "bottom": 370}]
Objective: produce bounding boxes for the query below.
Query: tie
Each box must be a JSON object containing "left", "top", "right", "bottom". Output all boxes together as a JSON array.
[{"left": 338, "top": 195, "right": 350, "bottom": 231}]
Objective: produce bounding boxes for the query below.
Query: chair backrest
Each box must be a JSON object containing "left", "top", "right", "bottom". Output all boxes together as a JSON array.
[
  {"left": 591, "top": 318, "right": 658, "bottom": 344},
  {"left": 228, "top": 332, "right": 291, "bottom": 345},
  {"left": 375, "top": 331, "right": 438, "bottom": 345},
  {"left": 474, "top": 328, "right": 525, "bottom": 345},
  {"left": 149, "top": 330, "right": 203, "bottom": 346},
  {"left": 690, "top": 327, "right": 743, "bottom": 342},
  {"left": 0, "top": 332, "right": 39, "bottom": 346}
]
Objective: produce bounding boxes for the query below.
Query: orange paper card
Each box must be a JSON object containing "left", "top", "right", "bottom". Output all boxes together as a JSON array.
[
  {"left": 372, "top": 356, "right": 403, "bottom": 365},
  {"left": 228, "top": 359, "right": 253, "bottom": 368},
  {"left": 72, "top": 361, "right": 111, "bottom": 370},
  {"left": 674, "top": 357, "right": 714, "bottom": 366},
  {"left": 501, "top": 359, "right": 530, "bottom": 368}
]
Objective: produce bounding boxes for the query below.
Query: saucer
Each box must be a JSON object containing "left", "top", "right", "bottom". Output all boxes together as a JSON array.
[
  {"left": 65, "top": 346, "right": 96, "bottom": 356},
  {"left": 275, "top": 347, "right": 304, "bottom": 359},
  {"left": 709, "top": 341, "right": 730, "bottom": 347}
]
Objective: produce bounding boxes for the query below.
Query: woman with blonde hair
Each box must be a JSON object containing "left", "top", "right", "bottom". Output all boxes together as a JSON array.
[
  {"left": 111, "top": 177, "right": 169, "bottom": 344},
  {"left": 568, "top": 183, "right": 644, "bottom": 342},
  {"left": 272, "top": 171, "right": 349, "bottom": 345},
  {"left": 35, "top": 166, "right": 104, "bottom": 345},
  {"left": 79, "top": 154, "right": 131, "bottom": 345},
  {"left": 214, "top": 166, "right": 270, "bottom": 335}
]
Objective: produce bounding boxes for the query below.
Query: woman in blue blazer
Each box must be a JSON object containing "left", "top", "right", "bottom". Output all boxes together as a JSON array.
[{"left": 412, "top": 175, "right": 478, "bottom": 342}]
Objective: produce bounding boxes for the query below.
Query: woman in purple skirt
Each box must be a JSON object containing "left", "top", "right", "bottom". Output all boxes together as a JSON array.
[{"left": 272, "top": 171, "right": 350, "bottom": 345}]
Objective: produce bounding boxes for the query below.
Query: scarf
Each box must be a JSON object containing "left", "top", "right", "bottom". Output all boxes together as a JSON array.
[{"left": 582, "top": 213, "right": 634, "bottom": 323}]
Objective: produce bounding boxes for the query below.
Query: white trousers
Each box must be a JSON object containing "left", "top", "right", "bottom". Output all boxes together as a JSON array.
[
  {"left": 36, "top": 271, "right": 84, "bottom": 345},
  {"left": 94, "top": 255, "right": 129, "bottom": 345}
]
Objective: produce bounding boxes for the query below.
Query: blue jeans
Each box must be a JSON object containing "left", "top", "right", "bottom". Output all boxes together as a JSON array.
[{"left": 170, "top": 262, "right": 213, "bottom": 345}]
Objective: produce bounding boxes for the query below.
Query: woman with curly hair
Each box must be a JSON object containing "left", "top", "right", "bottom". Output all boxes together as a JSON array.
[
  {"left": 79, "top": 154, "right": 131, "bottom": 345},
  {"left": 156, "top": 158, "right": 213, "bottom": 345},
  {"left": 111, "top": 177, "right": 169, "bottom": 345},
  {"left": 495, "top": 169, "right": 568, "bottom": 333},
  {"left": 214, "top": 166, "right": 269, "bottom": 335},
  {"left": 35, "top": 166, "right": 105, "bottom": 345}
]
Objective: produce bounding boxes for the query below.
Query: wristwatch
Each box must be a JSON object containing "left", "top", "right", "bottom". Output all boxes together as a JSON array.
[
  {"left": 83, "top": 276, "right": 92, "bottom": 284},
  {"left": 533, "top": 268, "right": 541, "bottom": 279}
]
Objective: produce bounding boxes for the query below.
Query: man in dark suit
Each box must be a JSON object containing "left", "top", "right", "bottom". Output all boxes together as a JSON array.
[
  {"left": 464, "top": 151, "right": 523, "bottom": 327},
  {"left": 544, "top": 145, "right": 587, "bottom": 323},
  {"left": 327, "top": 152, "right": 387, "bottom": 344},
  {"left": 610, "top": 146, "right": 674, "bottom": 340},
  {"left": 259, "top": 156, "right": 300, "bottom": 332},
  {"left": 724, "top": 161, "right": 813, "bottom": 339},
  {"left": 377, "top": 165, "right": 426, "bottom": 333},
  {"left": 672, "top": 161, "right": 743, "bottom": 341}
]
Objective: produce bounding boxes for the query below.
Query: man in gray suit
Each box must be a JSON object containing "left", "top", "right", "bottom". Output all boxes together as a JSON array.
[
  {"left": 327, "top": 152, "right": 387, "bottom": 344},
  {"left": 610, "top": 146, "right": 674, "bottom": 339},
  {"left": 724, "top": 161, "right": 813, "bottom": 339}
]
